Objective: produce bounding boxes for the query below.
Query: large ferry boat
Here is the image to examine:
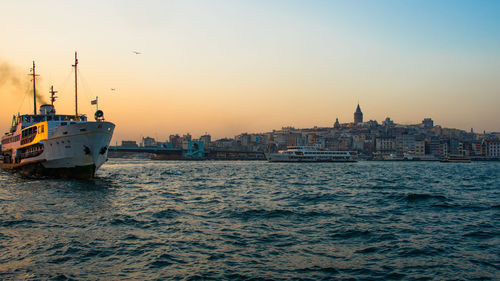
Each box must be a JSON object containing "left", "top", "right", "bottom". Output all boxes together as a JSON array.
[
  {"left": 1, "top": 53, "right": 115, "bottom": 178},
  {"left": 439, "top": 155, "right": 471, "bottom": 163},
  {"left": 266, "top": 146, "right": 356, "bottom": 162}
]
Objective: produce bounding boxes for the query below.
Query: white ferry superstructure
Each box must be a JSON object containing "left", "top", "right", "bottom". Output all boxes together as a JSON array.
[
  {"left": 266, "top": 146, "right": 356, "bottom": 162},
  {"left": 0, "top": 53, "right": 115, "bottom": 178}
]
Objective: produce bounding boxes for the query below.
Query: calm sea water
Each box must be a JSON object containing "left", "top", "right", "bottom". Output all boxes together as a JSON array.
[{"left": 0, "top": 160, "right": 499, "bottom": 280}]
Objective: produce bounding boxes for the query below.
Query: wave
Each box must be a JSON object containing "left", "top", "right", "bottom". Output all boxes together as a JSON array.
[
  {"left": 330, "top": 229, "right": 371, "bottom": 239},
  {"left": 228, "top": 208, "right": 332, "bottom": 221},
  {"left": 296, "top": 193, "right": 337, "bottom": 203},
  {"left": 397, "top": 246, "right": 445, "bottom": 257},
  {"left": 463, "top": 230, "right": 498, "bottom": 240},
  {"left": 405, "top": 193, "right": 447, "bottom": 202},
  {"left": 151, "top": 209, "right": 180, "bottom": 219},
  {"left": 295, "top": 265, "right": 340, "bottom": 274},
  {"left": 1, "top": 219, "right": 37, "bottom": 227},
  {"left": 355, "top": 246, "right": 379, "bottom": 253},
  {"left": 149, "top": 253, "right": 187, "bottom": 268},
  {"left": 231, "top": 209, "right": 295, "bottom": 220},
  {"left": 109, "top": 214, "right": 154, "bottom": 228}
]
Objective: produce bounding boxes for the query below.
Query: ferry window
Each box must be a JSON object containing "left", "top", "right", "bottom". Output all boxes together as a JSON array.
[
  {"left": 47, "top": 116, "right": 53, "bottom": 121},
  {"left": 55, "top": 116, "right": 60, "bottom": 121},
  {"left": 41, "top": 125, "right": 44, "bottom": 133}
]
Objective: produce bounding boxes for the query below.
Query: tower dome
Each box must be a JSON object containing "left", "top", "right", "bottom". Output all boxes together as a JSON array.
[{"left": 334, "top": 118, "right": 340, "bottom": 129}]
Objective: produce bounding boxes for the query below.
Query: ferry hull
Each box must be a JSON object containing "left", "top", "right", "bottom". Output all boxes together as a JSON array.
[
  {"left": 267, "top": 158, "right": 357, "bottom": 163},
  {"left": 1, "top": 161, "right": 96, "bottom": 179}
]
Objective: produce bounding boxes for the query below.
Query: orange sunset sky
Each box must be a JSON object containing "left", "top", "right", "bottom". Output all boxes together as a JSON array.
[{"left": 1, "top": 1, "right": 499, "bottom": 143}]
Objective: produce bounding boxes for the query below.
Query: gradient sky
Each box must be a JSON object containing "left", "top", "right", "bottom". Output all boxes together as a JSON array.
[{"left": 1, "top": 0, "right": 499, "bottom": 142}]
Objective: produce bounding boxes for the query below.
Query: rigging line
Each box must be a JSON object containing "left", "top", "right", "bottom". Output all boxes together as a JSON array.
[
  {"left": 59, "top": 67, "right": 74, "bottom": 96},
  {"left": 77, "top": 68, "right": 93, "bottom": 102},
  {"left": 16, "top": 88, "right": 29, "bottom": 113}
]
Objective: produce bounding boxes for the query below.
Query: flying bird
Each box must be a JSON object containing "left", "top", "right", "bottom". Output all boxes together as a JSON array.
[
  {"left": 110, "top": 88, "right": 116, "bottom": 91},
  {"left": 132, "top": 51, "right": 142, "bottom": 55}
]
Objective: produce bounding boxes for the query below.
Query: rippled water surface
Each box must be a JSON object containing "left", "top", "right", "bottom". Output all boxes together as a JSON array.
[{"left": 1, "top": 160, "right": 499, "bottom": 280}]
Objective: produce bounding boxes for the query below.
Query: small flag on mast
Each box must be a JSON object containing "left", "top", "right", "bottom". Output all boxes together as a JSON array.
[{"left": 91, "top": 99, "right": 97, "bottom": 105}]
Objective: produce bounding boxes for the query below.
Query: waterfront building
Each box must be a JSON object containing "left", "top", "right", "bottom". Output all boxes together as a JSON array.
[
  {"left": 181, "top": 134, "right": 193, "bottom": 150},
  {"left": 354, "top": 104, "right": 363, "bottom": 124},
  {"left": 213, "top": 138, "right": 238, "bottom": 150},
  {"left": 376, "top": 136, "right": 396, "bottom": 155},
  {"left": 440, "top": 141, "right": 449, "bottom": 157},
  {"left": 415, "top": 137, "right": 425, "bottom": 156},
  {"left": 429, "top": 137, "right": 441, "bottom": 158},
  {"left": 482, "top": 139, "right": 500, "bottom": 158},
  {"left": 236, "top": 133, "right": 251, "bottom": 147},
  {"left": 142, "top": 136, "right": 156, "bottom": 147},
  {"left": 471, "top": 142, "right": 483, "bottom": 156},
  {"left": 199, "top": 134, "right": 211, "bottom": 147},
  {"left": 338, "top": 137, "right": 352, "bottom": 151},
  {"left": 287, "top": 133, "right": 305, "bottom": 147},
  {"left": 121, "top": 140, "right": 138, "bottom": 148},
  {"left": 396, "top": 132, "right": 416, "bottom": 156},
  {"left": 422, "top": 118, "right": 434, "bottom": 129},
  {"left": 182, "top": 133, "right": 192, "bottom": 142},
  {"left": 449, "top": 138, "right": 460, "bottom": 155},
  {"left": 169, "top": 134, "right": 182, "bottom": 149},
  {"left": 352, "top": 134, "right": 365, "bottom": 151}
]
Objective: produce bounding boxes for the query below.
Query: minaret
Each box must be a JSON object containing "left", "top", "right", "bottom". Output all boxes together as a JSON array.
[{"left": 354, "top": 104, "right": 363, "bottom": 124}]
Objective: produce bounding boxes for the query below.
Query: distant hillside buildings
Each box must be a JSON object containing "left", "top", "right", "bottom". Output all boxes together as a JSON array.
[{"left": 120, "top": 104, "right": 500, "bottom": 160}]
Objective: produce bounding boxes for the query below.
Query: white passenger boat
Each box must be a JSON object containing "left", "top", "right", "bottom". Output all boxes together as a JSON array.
[
  {"left": 266, "top": 146, "right": 356, "bottom": 162},
  {"left": 1, "top": 53, "right": 115, "bottom": 178}
]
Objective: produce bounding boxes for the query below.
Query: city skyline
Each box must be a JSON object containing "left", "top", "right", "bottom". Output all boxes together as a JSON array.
[{"left": 1, "top": 0, "right": 499, "bottom": 142}]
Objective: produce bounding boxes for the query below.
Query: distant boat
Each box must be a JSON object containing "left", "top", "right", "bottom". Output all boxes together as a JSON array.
[
  {"left": 1, "top": 53, "right": 115, "bottom": 178},
  {"left": 440, "top": 155, "right": 471, "bottom": 163},
  {"left": 266, "top": 146, "right": 356, "bottom": 162}
]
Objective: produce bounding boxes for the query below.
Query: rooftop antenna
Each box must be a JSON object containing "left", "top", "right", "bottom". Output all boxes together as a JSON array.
[
  {"left": 72, "top": 52, "right": 79, "bottom": 121},
  {"left": 28, "top": 61, "right": 39, "bottom": 115}
]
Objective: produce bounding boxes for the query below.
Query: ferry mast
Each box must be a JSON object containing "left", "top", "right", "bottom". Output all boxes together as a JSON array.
[
  {"left": 29, "top": 61, "right": 39, "bottom": 115},
  {"left": 49, "top": 86, "right": 57, "bottom": 106},
  {"left": 72, "top": 52, "right": 79, "bottom": 121}
]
